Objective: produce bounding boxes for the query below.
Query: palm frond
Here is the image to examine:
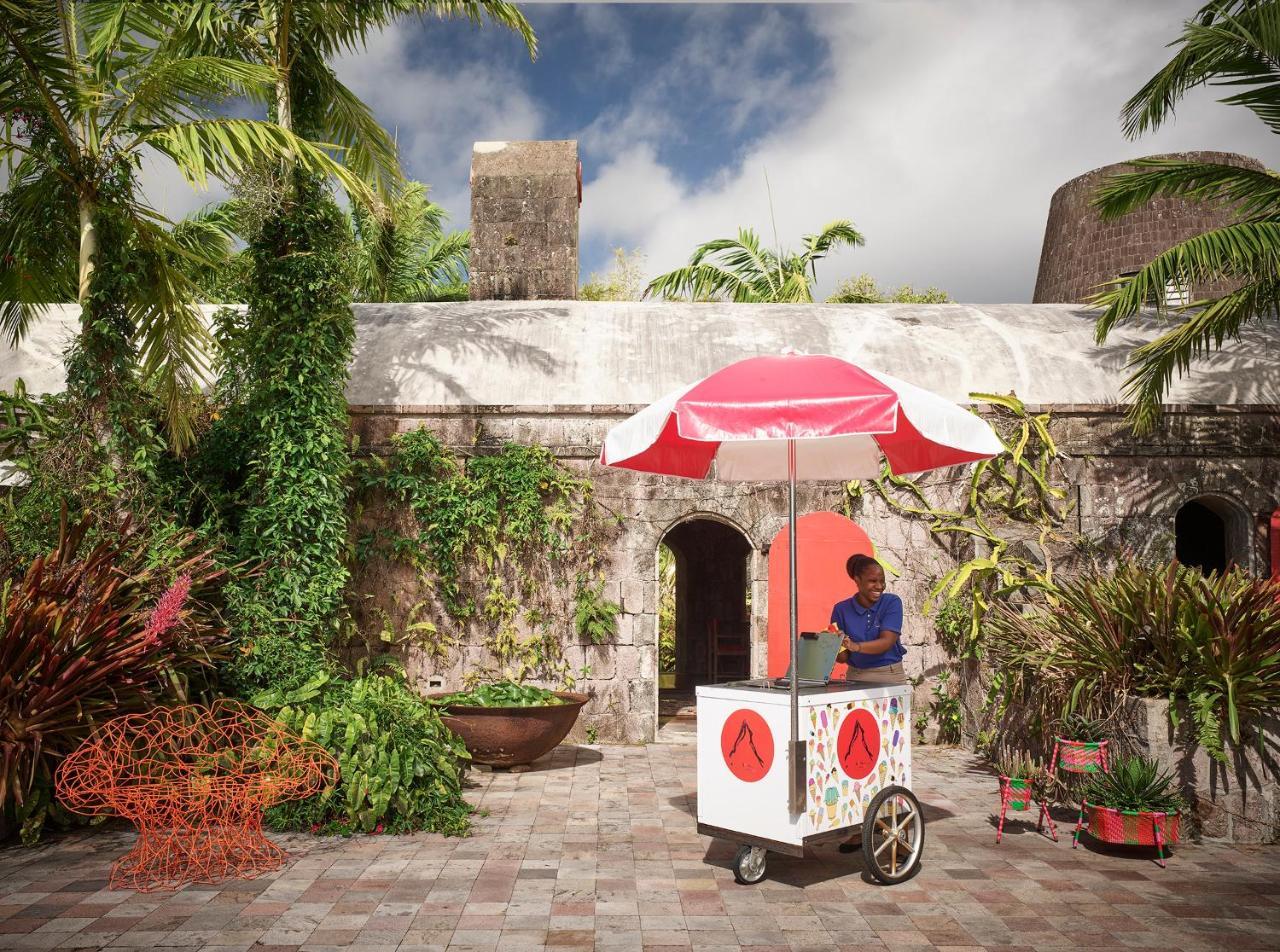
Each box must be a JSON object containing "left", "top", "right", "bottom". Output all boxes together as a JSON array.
[
  {"left": 0, "top": 167, "right": 77, "bottom": 344},
  {"left": 136, "top": 118, "right": 377, "bottom": 209},
  {"left": 1120, "top": 277, "right": 1280, "bottom": 431},
  {"left": 1121, "top": 1, "right": 1280, "bottom": 137},
  {"left": 1090, "top": 218, "right": 1280, "bottom": 340},
  {"left": 103, "top": 56, "right": 275, "bottom": 140},
  {"left": 1094, "top": 159, "right": 1280, "bottom": 220}
]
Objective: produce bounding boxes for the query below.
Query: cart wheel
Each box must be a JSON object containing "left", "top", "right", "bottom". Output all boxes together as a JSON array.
[
  {"left": 862, "top": 785, "right": 925, "bottom": 885},
  {"left": 732, "top": 845, "right": 767, "bottom": 885}
]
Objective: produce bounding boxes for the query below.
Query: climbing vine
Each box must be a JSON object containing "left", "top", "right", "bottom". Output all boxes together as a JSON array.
[
  {"left": 357, "top": 429, "right": 620, "bottom": 685},
  {"left": 846, "top": 392, "right": 1074, "bottom": 660}
]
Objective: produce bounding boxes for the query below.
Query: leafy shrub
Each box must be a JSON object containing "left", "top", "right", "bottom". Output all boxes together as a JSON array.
[
  {"left": 928, "top": 671, "right": 962, "bottom": 744},
  {"left": 253, "top": 666, "right": 472, "bottom": 835},
  {"left": 1082, "top": 755, "right": 1185, "bottom": 814},
  {"left": 988, "top": 561, "right": 1280, "bottom": 760},
  {"left": 0, "top": 516, "right": 227, "bottom": 842},
  {"left": 432, "top": 681, "right": 565, "bottom": 708}
]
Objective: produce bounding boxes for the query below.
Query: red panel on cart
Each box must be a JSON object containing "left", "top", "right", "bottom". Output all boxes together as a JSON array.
[{"left": 766, "top": 511, "right": 874, "bottom": 679}]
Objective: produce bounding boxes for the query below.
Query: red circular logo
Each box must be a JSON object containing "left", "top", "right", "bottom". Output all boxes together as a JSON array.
[
  {"left": 837, "top": 708, "right": 880, "bottom": 780},
  {"left": 720, "top": 709, "right": 774, "bottom": 782}
]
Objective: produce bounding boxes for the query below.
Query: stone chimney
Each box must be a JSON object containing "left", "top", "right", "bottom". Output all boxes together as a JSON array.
[{"left": 469, "top": 140, "right": 581, "bottom": 300}]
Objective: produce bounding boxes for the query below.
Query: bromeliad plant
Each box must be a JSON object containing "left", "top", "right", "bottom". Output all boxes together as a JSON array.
[
  {"left": 0, "top": 515, "right": 227, "bottom": 843},
  {"left": 988, "top": 561, "right": 1280, "bottom": 762}
]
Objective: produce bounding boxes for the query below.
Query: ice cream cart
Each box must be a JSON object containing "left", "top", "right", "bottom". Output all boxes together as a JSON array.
[
  {"left": 696, "top": 678, "right": 920, "bottom": 885},
  {"left": 599, "top": 353, "right": 1003, "bottom": 887}
]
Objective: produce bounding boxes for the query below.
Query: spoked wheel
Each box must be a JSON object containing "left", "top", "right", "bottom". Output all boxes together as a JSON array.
[
  {"left": 862, "top": 785, "right": 925, "bottom": 885},
  {"left": 732, "top": 844, "right": 768, "bottom": 885}
]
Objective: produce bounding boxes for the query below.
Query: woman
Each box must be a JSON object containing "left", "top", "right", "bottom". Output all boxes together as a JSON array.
[
  {"left": 831, "top": 554, "right": 907, "bottom": 686},
  {"left": 831, "top": 553, "right": 906, "bottom": 853}
]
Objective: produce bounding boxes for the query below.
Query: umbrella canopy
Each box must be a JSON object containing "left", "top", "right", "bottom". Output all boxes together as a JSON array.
[{"left": 601, "top": 354, "right": 1003, "bottom": 480}]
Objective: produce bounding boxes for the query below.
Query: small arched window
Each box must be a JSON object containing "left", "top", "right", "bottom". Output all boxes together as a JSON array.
[{"left": 1175, "top": 495, "right": 1250, "bottom": 575}]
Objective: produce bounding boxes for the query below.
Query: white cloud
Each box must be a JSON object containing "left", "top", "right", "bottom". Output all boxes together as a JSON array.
[
  {"left": 579, "top": 0, "right": 1278, "bottom": 303},
  {"left": 333, "top": 25, "right": 545, "bottom": 223}
]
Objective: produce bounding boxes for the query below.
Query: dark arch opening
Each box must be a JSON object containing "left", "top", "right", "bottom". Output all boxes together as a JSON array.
[
  {"left": 658, "top": 518, "right": 752, "bottom": 723},
  {"left": 1175, "top": 495, "right": 1252, "bottom": 576}
]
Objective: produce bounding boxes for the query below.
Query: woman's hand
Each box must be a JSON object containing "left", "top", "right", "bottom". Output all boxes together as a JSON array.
[{"left": 841, "top": 636, "right": 859, "bottom": 654}]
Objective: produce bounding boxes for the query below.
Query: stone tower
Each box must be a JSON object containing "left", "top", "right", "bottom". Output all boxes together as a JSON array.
[
  {"left": 469, "top": 140, "right": 581, "bottom": 301},
  {"left": 1032, "top": 151, "right": 1263, "bottom": 304}
]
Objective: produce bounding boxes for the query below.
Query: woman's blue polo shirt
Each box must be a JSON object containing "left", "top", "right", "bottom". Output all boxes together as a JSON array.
[{"left": 830, "top": 592, "right": 906, "bottom": 669}]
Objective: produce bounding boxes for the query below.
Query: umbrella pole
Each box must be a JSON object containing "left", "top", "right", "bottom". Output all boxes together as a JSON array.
[{"left": 787, "top": 438, "right": 803, "bottom": 815}]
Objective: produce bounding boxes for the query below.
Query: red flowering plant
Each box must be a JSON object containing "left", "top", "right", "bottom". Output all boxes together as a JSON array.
[{"left": 0, "top": 515, "right": 229, "bottom": 843}]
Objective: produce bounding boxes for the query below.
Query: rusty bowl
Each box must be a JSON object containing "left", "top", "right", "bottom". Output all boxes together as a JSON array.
[{"left": 431, "top": 691, "right": 588, "bottom": 767}]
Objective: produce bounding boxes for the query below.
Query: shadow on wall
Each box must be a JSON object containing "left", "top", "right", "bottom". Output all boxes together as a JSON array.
[{"left": 348, "top": 302, "right": 565, "bottom": 405}]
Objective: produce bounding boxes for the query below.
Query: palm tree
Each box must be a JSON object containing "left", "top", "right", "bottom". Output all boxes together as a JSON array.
[
  {"left": 1090, "top": 0, "right": 1280, "bottom": 431},
  {"left": 644, "top": 221, "right": 864, "bottom": 303},
  {"left": 0, "top": 2, "right": 372, "bottom": 446},
  {"left": 351, "top": 182, "right": 470, "bottom": 302},
  {"left": 166, "top": 2, "right": 536, "bottom": 198}
]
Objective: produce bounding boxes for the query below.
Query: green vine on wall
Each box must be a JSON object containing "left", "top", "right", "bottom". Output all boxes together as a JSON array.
[
  {"left": 846, "top": 392, "right": 1074, "bottom": 660},
  {"left": 357, "top": 429, "right": 620, "bottom": 686}
]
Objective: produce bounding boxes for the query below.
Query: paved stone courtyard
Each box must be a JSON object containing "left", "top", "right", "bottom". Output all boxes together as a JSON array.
[{"left": 1, "top": 743, "right": 1277, "bottom": 952}]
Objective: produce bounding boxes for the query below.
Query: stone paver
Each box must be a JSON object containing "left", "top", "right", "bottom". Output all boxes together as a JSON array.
[{"left": 0, "top": 745, "right": 1276, "bottom": 951}]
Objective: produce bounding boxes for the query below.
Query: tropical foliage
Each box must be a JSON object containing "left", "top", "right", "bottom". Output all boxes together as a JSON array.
[
  {"left": 987, "top": 561, "right": 1280, "bottom": 761},
  {"left": 0, "top": 515, "right": 228, "bottom": 843},
  {"left": 581, "top": 248, "right": 647, "bottom": 301},
  {"left": 0, "top": 2, "right": 372, "bottom": 447},
  {"left": 645, "top": 221, "right": 864, "bottom": 302},
  {"left": 1091, "top": 0, "right": 1280, "bottom": 431},
  {"left": 253, "top": 666, "right": 473, "bottom": 835},
  {"left": 351, "top": 182, "right": 470, "bottom": 302},
  {"left": 828, "top": 274, "right": 950, "bottom": 304}
]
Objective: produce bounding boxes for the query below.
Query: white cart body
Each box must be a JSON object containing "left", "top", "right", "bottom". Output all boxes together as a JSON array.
[{"left": 696, "top": 681, "right": 912, "bottom": 855}]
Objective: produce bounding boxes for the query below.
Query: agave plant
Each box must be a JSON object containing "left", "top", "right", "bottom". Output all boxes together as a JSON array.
[
  {"left": 0, "top": 515, "right": 228, "bottom": 842},
  {"left": 1082, "top": 755, "right": 1185, "bottom": 815},
  {"left": 1058, "top": 712, "right": 1109, "bottom": 743}
]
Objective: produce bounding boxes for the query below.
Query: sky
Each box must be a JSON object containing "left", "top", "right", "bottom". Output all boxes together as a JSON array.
[{"left": 146, "top": 0, "right": 1278, "bottom": 303}]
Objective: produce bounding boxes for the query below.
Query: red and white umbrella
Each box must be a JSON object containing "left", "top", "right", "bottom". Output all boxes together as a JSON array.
[
  {"left": 601, "top": 353, "right": 1002, "bottom": 479},
  {"left": 600, "top": 352, "right": 1003, "bottom": 812}
]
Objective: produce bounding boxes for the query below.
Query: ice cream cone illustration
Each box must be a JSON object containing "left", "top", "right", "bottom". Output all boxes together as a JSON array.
[
  {"left": 877, "top": 761, "right": 887, "bottom": 786},
  {"left": 825, "top": 785, "right": 838, "bottom": 820}
]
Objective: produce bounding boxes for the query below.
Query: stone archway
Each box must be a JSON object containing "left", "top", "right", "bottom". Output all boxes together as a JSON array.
[{"left": 658, "top": 516, "right": 753, "bottom": 720}]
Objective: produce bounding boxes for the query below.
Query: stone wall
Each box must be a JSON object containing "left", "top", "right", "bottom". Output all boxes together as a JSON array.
[
  {"left": 1032, "top": 151, "right": 1263, "bottom": 304},
  {"left": 348, "top": 402, "right": 1280, "bottom": 751},
  {"left": 1123, "top": 697, "right": 1279, "bottom": 844},
  {"left": 469, "top": 140, "right": 580, "bottom": 301}
]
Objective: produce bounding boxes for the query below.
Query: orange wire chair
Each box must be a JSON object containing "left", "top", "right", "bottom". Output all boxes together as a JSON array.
[{"left": 56, "top": 700, "right": 338, "bottom": 892}]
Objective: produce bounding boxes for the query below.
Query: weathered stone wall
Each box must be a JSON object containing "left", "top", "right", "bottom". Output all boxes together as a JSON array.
[
  {"left": 1123, "top": 697, "right": 1279, "bottom": 844},
  {"left": 348, "top": 403, "right": 1280, "bottom": 755},
  {"left": 469, "top": 140, "right": 580, "bottom": 301},
  {"left": 1033, "top": 151, "right": 1264, "bottom": 304}
]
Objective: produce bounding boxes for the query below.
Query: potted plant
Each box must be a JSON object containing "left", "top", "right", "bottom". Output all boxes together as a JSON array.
[
  {"left": 1075, "top": 755, "right": 1184, "bottom": 867},
  {"left": 993, "top": 750, "right": 1057, "bottom": 843},
  {"left": 1053, "top": 712, "right": 1110, "bottom": 775},
  {"left": 430, "top": 681, "right": 588, "bottom": 768}
]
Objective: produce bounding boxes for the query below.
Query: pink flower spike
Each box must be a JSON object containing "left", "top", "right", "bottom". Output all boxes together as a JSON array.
[{"left": 142, "top": 574, "right": 192, "bottom": 647}]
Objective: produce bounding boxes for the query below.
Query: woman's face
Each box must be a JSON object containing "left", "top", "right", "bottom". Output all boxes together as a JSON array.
[{"left": 856, "top": 565, "right": 886, "bottom": 603}]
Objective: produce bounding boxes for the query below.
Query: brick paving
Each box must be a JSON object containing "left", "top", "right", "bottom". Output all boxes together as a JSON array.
[{"left": 0, "top": 743, "right": 1277, "bottom": 951}]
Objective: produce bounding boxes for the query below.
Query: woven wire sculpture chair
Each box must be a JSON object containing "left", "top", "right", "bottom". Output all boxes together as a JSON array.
[{"left": 56, "top": 700, "right": 338, "bottom": 892}]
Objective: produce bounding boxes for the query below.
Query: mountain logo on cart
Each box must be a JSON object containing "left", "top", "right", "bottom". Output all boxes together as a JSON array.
[
  {"left": 837, "top": 708, "right": 880, "bottom": 780},
  {"left": 720, "top": 709, "right": 774, "bottom": 782}
]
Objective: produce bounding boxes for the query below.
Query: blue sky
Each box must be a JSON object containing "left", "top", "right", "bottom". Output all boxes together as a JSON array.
[{"left": 149, "top": 2, "right": 1277, "bottom": 303}]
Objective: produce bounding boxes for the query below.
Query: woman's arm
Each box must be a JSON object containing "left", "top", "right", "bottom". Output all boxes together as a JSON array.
[{"left": 841, "top": 630, "right": 901, "bottom": 658}]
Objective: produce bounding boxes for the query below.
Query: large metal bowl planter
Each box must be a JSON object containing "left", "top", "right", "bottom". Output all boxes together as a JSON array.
[{"left": 431, "top": 691, "right": 588, "bottom": 767}]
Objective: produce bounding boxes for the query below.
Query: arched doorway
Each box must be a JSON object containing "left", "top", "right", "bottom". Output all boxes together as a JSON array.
[
  {"left": 658, "top": 517, "right": 752, "bottom": 722},
  {"left": 1175, "top": 494, "right": 1250, "bottom": 575}
]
